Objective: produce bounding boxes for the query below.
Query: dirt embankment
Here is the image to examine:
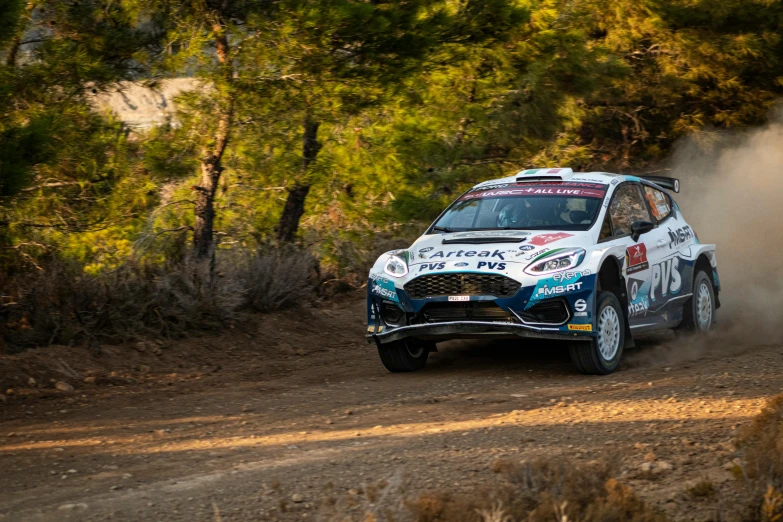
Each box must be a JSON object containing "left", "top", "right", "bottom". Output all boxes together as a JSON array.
[{"left": 0, "top": 294, "right": 780, "bottom": 522}]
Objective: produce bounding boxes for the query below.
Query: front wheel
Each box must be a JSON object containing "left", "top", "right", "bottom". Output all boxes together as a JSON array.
[
  {"left": 569, "top": 291, "right": 625, "bottom": 375},
  {"left": 676, "top": 270, "right": 716, "bottom": 335},
  {"left": 377, "top": 339, "right": 430, "bottom": 372}
]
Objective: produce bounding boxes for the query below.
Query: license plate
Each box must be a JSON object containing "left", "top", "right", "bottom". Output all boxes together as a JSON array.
[{"left": 448, "top": 296, "right": 470, "bottom": 302}]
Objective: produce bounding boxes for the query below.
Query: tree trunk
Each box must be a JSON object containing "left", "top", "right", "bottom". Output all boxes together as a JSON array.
[
  {"left": 192, "top": 20, "right": 233, "bottom": 259},
  {"left": 6, "top": 2, "right": 35, "bottom": 67},
  {"left": 277, "top": 116, "right": 321, "bottom": 243}
]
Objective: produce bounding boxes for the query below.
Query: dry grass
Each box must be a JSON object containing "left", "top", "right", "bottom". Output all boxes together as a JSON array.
[
  {"left": 320, "top": 459, "right": 668, "bottom": 522},
  {"left": 242, "top": 246, "right": 317, "bottom": 312},
  {"left": 1, "top": 247, "right": 316, "bottom": 351},
  {"left": 686, "top": 479, "right": 716, "bottom": 499},
  {"left": 737, "top": 393, "right": 783, "bottom": 521}
]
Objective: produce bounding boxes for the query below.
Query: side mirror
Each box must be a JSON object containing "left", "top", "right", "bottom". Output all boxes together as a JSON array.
[{"left": 631, "top": 220, "right": 655, "bottom": 242}]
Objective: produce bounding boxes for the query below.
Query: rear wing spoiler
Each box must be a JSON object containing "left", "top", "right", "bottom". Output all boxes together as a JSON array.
[{"left": 639, "top": 175, "right": 680, "bottom": 193}]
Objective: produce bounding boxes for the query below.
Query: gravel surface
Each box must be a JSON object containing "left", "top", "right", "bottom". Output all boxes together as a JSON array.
[{"left": 0, "top": 298, "right": 779, "bottom": 521}]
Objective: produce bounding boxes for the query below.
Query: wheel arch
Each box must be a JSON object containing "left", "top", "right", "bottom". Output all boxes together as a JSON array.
[
  {"left": 597, "top": 254, "right": 634, "bottom": 348},
  {"left": 689, "top": 244, "right": 720, "bottom": 309},
  {"left": 694, "top": 252, "right": 720, "bottom": 309}
]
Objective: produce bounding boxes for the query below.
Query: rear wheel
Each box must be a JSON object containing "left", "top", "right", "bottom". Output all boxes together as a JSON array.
[
  {"left": 676, "top": 270, "right": 715, "bottom": 334},
  {"left": 569, "top": 291, "right": 625, "bottom": 375},
  {"left": 377, "top": 339, "right": 430, "bottom": 372}
]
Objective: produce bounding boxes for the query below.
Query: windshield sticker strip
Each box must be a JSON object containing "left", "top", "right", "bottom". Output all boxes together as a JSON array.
[{"left": 462, "top": 184, "right": 607, "bottom": 201}]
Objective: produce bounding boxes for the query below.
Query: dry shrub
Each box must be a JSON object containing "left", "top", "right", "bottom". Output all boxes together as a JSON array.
[
  {"left": 322, "top": 459, "right": 667, "bottom": 522},
  {"left": 737, "top": 394, "right": 783, "bottom": 521},
  {"left": 241, "top": 246, "right": 316, "bottom": 312},
  {"left": 410, "top": 459, "right": 666, "bottom": 522},
  {"left": 687, "top": 479, "right": 716, "bottom": 499},
  {"left": 1, "top": 247, "right": 316, "bottom": 351}
]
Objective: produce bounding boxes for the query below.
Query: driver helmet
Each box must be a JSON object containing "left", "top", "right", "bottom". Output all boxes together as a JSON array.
[{"left": 497, "top": 201, "right": 527, "bottom": 228}]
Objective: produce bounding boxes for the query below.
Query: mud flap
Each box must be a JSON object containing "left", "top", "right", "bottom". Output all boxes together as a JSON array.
[
  {"left": 624, "top": 323, "right": 635, "bottom": 349},
  {"left": 618, "top": 275, "right": 635, "bottom": 349},
  {"left": 370, "top": 300, "right": 383, "bottom": 349}
]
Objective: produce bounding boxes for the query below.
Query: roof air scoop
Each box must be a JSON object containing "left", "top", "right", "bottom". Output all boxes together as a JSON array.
[{"left": 516, "top": 167, "right": 574, "bottom": 183}]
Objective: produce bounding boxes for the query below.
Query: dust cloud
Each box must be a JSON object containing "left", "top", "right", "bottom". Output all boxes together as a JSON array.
[
  {"left": 669, "top": 113, "right": 783, "bottom": 345},
  {"left": 625, "top": 115, "right": 783, "bottom": 367}
]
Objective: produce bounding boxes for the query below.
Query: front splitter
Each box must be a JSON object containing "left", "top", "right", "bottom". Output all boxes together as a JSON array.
[{"left": 367, "top": 321, "right": 593, "bottom": 345}]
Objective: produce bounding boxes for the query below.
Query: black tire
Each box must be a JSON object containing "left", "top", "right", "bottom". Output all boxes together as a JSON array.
[
  {"left": 676, "top": 270, "right": 716, "bottom": 335},
  {"left": 569, "top": 291, "right": 625, "bottom": 375},
  {"left": 377, "top": 339, "right": 429, "bottom": 372}
]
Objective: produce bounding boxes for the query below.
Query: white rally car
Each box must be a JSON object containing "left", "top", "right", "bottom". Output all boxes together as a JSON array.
[{"left": 366, "top": 168, "right": 720, "bottom": 375}]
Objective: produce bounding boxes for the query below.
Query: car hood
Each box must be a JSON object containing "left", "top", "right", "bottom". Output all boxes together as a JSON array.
[{"left": 406, "top": 229, "right": 592, "bottom": 279}]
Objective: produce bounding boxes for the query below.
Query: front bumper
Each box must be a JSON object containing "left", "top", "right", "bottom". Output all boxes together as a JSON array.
[
  {"left": 367, "top": 271, "right": 599, "bottom": 345},
  {"left": 366, "top": 320, "right": 592, "bottom": 344}
]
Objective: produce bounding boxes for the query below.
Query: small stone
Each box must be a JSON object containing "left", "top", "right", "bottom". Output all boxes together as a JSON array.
[
  {"left": 5, "top": 389, "right": 14, "bottom": 396},
  {"left": 242, "top": 404, "right": 251, "bottom": 412},
  {"left": 325, "top": 419, "right": 333, "bottom": 425},
  {"left": 139, "top": 365, "right": 151, "bottom": 374},
  {"left": 640, "top": 462, "right": 653, "bottom": 472},
  {"left": 653, "top": 461, "right": 673, "bottom": 473},
  {"left": 67, "top": 469, "right": 78, "bottom": 474},
  {"left": 83, "top": 376, "right": 96, "bottom": 384},
  {"left": 344, "top": 410, "right": 353, "bottom": 415},
  {"left": 55, "top": 381, "right": 74, "bottom": 392},
  {"left": 110, "top": 485, "right": 122, "bottom": 491},
  {"left": 135, "top": 342, "right": 147, "bottom": 352},
  {"left": 347, "top": 488, "right": 359, "bottom": 496},
  {"left": 291, "top": 493, "right": 304, "bottom": 503},
  {"left": 643, "top": 451, "right": 656, "bottom": 462},
  {"left": 58, "top": 503, "right": 88, "bottom": 511},
  {"left": 27, "top": 377, "right": 37, "bottom": 386}
]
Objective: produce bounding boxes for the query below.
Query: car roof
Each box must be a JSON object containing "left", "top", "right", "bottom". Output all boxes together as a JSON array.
[{"left": 472, "top": 169, "right": 624, "bottom": 190}]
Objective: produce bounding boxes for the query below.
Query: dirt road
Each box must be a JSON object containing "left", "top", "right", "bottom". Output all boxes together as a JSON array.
[{"left": 0, "top": 297, "right": 779, "bottom": 521}]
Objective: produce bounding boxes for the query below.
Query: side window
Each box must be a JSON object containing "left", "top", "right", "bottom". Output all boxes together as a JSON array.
[
  {"left": 643, "top": 185, "right": 672, "bottom": 221},
  {"left": 599, "top": 213, "right": 613, "bottom": 240},
  {"left": 609, "top": 184, "right": 653, "bottom": 237}
]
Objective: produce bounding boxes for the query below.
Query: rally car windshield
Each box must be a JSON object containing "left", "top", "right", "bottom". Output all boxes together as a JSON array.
[{"left": 432, "top": 184, "right": 606, "bottom": 232}]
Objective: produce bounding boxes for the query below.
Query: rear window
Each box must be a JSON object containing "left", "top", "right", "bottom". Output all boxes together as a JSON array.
[
  {"left": 643, "top": 185, "right": 672, "bottom": 221},
  {"left": 433, "top": 182, "right": 607, "bottom": 232}
]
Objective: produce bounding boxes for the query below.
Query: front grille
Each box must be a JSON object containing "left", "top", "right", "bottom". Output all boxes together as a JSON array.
[
  {"left": 423, "top": 302, "right": 517, "bottom": 323},
  {"left": 518, "top": 299, "right": 570, "bottom": 324},
  {"left": 405, "top": 273, "right": 521, "bottom": 299}
]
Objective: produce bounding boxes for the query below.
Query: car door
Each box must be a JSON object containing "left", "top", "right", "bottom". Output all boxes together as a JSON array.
[
  {"left": 599, "top": 182, "right": 657, "bottom": 326},
  {"left": 640, "top": 184, "right": 690, "bottom": 320}
]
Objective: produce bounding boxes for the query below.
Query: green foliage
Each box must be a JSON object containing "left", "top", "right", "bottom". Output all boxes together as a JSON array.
[{"left": 3, "top": 0, "right": 783, "bottom": 304}]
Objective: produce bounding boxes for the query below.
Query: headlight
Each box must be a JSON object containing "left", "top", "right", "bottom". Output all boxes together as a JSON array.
[
  {"left": 384, "top": 254, "right": 409, "bottom": 278},
  {"left": 525, "top": 248, "right": 585, "bottom": 276}
]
